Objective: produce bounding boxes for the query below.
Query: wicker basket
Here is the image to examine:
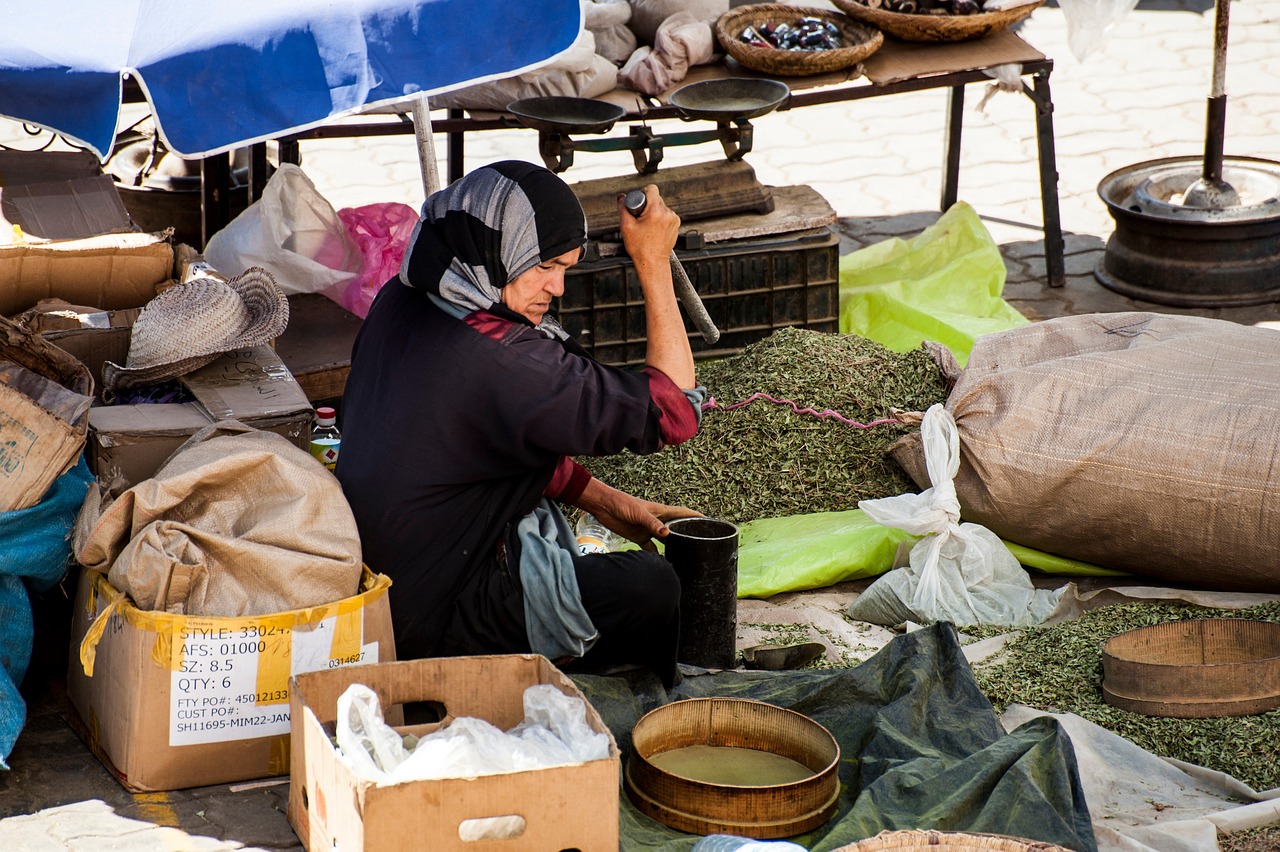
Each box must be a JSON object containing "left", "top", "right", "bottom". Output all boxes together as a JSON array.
[
  {"left": 715, "top": 4, "right": 884, "bottom": 77},
  {"left": 834, "top": 830, "right": 1074, "bottom": 851},
  {"left": 830, "top": 0, "right": 1043, "bottom": 43}
]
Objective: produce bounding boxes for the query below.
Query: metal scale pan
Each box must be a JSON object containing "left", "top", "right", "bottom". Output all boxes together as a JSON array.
[
  {"left": 666, "top": 78, "right": 790, "bottom": 123},
  {"left": 505, "top": 96, "right": 626, "bottom": 136}
]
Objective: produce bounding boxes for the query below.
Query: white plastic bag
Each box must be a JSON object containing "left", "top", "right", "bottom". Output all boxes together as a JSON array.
[
  {"left": 335, "top": 682, "right": 610, "bottom": 783},
  {"left": 1057, "top": 0, "right": 1140, "bottom": 63},
  {"left": 847, "top": 404, "right": 1062, "bottom": 628},
  {"left": 335, "top": 684, "right": 411, "bottom": 777},
  {"left": 203, "top": 163, "right": 363, "bottom": 296}
]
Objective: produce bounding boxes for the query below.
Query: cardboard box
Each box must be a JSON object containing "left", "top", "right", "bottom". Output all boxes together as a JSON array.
[
  {"left": 288, "top": 655, "right": 622, "bottom": 852},
  {"left": 0, "top": 230, "right": 174, "bottom": 317},
  {"left": 0, "top": 149, "right": 172, "bottom": 317},
  {"left": 49, "top": 331, "right": 315, "bottom": 489},
  {"left": 66, "top": 566, "right": 395, "bottom": 792},
  {"left": 0, "top": 315, "right": 94, "bottom": 511}
]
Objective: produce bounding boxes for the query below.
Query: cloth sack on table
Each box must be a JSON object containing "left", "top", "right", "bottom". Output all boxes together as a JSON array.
[
  {"left": 628, "top": 0, "right": 726, "bottom": 46},
  {"left": 891, "top": 312, "right": 1280, "bottom": 592},
  {"left": 73, "top": 421, "right": 362, "bottom": 616},
  {"left": 431, "top": 28, "right": 617, "bottom": 110},
  {"left": 618, "top": 11, "right": 717, "bottom": 97},
  {"left": 587, "top": 0, "right": 637, "bottom": 65}
]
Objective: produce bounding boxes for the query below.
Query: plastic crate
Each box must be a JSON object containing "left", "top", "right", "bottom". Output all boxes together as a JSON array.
[{"left": 557, "top": 227, "right": 840, "bottom": 367}]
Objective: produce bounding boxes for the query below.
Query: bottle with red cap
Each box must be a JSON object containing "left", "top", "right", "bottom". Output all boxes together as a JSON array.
[{"left": 310, "top": 406, "right": 341, "bottom": 471}]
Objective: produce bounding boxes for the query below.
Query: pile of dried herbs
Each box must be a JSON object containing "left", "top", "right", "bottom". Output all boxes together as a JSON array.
[
  {"left": 579, "top": 327, "right": 948, "bottom": 524},
  {"left": 973, "top": 601, "right": 1280, "bottom": 791}
]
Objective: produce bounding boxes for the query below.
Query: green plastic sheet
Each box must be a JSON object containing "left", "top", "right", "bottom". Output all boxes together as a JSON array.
[
  {"left": 737, "top": 510, "right": 1124, "bottom": 600},
  {"left": 736, "top": 510, "right": 913, "bottom": 599},
  {"left": 838, "top": 202, "right": 1029, "bottom": 366},
  {"left": 574, "top": 623, "right": 1097, "bottom": 852}
]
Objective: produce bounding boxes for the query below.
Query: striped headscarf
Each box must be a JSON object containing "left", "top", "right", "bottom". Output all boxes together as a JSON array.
[{"left": 399, "top": 160, "right": 587, "bottom": 340}]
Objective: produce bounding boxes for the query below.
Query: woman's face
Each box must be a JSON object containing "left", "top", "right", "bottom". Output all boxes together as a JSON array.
[{"left": 500, "top": 246, "right": 581, "bottom": 325}]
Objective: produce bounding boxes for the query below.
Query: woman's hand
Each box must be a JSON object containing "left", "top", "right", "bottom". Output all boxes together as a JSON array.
[
  {"left": 617, "top": 185, "right": 680, "bottom": 281},
  {"left": 575, "top": 477, "right": 700, "bottom": 551}
]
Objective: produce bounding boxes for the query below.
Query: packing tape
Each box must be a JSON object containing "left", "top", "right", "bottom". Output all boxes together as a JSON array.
[{"left": 77, "top": 569, "right": 391, "bottom": 677}]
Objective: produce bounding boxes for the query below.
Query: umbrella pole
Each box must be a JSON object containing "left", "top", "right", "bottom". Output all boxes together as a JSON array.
[{"left": 412, "top": 94, "right": 443, "bottom": 200}]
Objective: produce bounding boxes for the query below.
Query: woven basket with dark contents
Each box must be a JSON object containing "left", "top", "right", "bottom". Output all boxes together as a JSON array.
[
  {"left": 830, "top": 0, "right": 1043, "bottom": 42},
  {"left": 715, "top": 4, "right": 884, "bottom": 77}
]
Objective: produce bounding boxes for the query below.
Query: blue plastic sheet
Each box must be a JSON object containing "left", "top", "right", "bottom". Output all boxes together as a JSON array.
[{"left": 0, "top": 455, "right": 93, "bottom": 768}]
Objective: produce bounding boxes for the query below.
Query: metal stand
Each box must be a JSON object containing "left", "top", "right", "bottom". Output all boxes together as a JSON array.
[{"left": 535, "top": 118, "right": 756, "bottom": 175}]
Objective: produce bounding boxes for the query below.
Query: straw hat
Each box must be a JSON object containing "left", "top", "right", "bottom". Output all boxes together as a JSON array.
[{"left": 102, "top": 267, "right": 289, "bottom": 392}]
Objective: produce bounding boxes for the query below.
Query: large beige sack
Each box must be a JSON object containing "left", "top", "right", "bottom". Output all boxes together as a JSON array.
[
  {"left": 890, "top": 312, "right": 1280, "bottom": 592},
  {"left": 74, "top": 421, "right": 362, "bottom": 616}
]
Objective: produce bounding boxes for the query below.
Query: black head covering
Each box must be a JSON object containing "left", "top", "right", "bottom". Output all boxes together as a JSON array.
[{"left": 399, "top": 160, "right": 587, "bottom": 338}]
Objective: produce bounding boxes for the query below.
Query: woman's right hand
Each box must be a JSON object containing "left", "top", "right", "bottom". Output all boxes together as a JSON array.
[{"left": 617, "top": 186, "right": 680, "bottom": 284}]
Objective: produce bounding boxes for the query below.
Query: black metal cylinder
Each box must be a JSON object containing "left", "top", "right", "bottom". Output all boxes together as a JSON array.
[{"left": 664, "top": 517, "right": 739, "bottom": 669}]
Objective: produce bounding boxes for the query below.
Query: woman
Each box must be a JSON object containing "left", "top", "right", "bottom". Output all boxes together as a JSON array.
[{"left": 337, "top": 160, "right": 703, "bottom": 688}]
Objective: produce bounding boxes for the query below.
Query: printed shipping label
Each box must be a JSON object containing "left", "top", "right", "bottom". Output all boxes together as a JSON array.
[{"left": 168, "top": 616, "right": 377, "bottom": 746}]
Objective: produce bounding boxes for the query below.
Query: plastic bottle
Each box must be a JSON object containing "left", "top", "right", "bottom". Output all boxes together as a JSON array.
[
  {"left": 574, "top": 514, "right": 615, "bottom": 555},
  {"left": 310, "top": 406, "right": 341, "bottom": 471}
]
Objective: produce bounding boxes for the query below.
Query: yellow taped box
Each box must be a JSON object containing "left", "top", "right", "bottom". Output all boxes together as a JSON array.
[
  {"left": 288, "top": 654, "right": 621, "bottom": 852},
  {"left": 66, "top": 566, "right": 395, "bottom": 793}
]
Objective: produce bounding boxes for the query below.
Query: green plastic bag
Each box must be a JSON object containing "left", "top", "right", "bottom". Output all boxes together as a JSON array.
[
  {"left": 839, "top": 201, "right": 1029, "bottom": 366},
  {"left": 737, "top": 510, "right": 913, "bottom": 599},
  {"left": 737, "top": 508, "right": 1125, "bottom": 600}
]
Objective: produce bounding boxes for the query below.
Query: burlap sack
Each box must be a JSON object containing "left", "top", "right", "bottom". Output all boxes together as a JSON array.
[
  {"left": 890, "top": 312, "right": 1280, "bottom": 592},
  {"left": 74, "top": 421, "right": 362, "bottom": 616}
]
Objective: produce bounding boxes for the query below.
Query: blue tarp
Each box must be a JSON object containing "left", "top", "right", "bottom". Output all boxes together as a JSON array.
[
  {"left": 0, "top": 456, "right": 93, "bottom": 769},
  {"left": 575, "top": 623, "right": 1097, "bottom": 852}
]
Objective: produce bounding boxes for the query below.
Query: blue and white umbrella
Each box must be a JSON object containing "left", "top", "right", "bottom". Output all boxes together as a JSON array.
[{"left": 0, "top": 0, "right": 581, "bottom": 168}]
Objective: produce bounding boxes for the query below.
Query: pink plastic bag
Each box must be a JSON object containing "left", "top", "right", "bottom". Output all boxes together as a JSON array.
[{"left": 322, "top": 202, "right": 419, "bottom": 318}]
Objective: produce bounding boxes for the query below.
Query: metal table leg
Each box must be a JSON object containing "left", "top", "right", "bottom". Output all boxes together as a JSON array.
[
  {"left": 200, "top": 153, "right": 231, "bottom": 251},
  {"left": 1025, "top": 69, "right": 1065, "bottom": 287},
  {"left": 247, "top": 142, "right": 269, "bottom": 203},
  {"left": 942, "top": 84, "right": 964, "bottom": 211}
]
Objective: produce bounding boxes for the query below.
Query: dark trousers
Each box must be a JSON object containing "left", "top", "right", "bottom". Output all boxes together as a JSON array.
[{"left": 437, "top": 544, "right": 682, "bottom": 688}]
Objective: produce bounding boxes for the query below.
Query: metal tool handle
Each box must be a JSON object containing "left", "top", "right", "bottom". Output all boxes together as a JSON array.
[{"left": 623, "top": 189, "right": 720, "bottom": 345}]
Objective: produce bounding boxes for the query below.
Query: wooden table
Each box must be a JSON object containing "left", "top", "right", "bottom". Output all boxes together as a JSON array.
[{"left": 269, "top": 29, "right": 1063, "bottom": 286}]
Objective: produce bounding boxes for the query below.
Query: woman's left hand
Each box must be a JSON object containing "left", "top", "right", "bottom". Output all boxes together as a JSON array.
[
  {"left": 576, "top": 478, "right": 700, "bottom": 551},
  {"left": 595, "top": 498, "right": 701, "bottom": 552}
]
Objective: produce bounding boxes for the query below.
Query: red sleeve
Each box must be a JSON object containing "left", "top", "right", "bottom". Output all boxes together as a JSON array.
[
  {"left": 643, "top": 366, "right": 699, "bottom": 446},
  {"left": 544, "top": 456, "right": 592, "bottom": 503}
]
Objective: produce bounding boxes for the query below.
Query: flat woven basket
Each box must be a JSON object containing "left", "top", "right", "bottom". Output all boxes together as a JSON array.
[
  {"left": 715, "top": 4, "right": 884, "bottom": 77},
  {"left": 834, "top": 830, "right": 1074, "bottom": 851},
  {"left": 830, "top": 0, "right": 1043, "bottom": 42}
]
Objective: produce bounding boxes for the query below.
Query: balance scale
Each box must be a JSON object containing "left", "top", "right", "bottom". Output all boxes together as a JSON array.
[
  {"left": 507, "top": 78, "right": 792, "bottom": 238},
  {"left": 507, "top": 77, "right": 790, "bottom": 174}
]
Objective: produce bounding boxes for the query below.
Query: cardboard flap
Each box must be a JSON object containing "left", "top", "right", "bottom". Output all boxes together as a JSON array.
[
  {"left": 182, "top": 346, "right": 314, "bottom": 422},
  {"left": 0, "top": 175, "right": 135, "bottom": 243},
  {"left": 863, "top": 30, "right": 1045, "bottom": 85}
]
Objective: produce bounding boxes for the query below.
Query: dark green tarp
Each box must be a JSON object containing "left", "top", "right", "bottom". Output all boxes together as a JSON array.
[{"left": 573, "top": 623, "right": 1096, "bottom": 852}]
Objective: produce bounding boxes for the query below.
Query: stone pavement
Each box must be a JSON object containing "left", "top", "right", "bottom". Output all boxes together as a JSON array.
[{"left": 2, "top": 0, "right": 1279, "bottom": 848}]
